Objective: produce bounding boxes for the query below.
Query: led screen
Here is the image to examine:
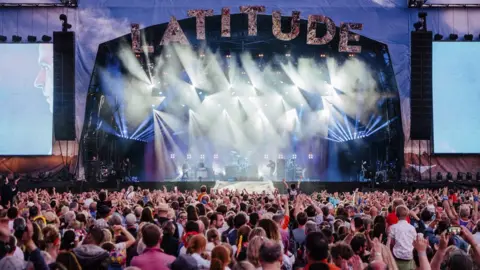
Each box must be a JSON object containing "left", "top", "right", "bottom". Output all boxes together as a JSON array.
[
  {"left": 0, "top": 44, "right": 54, "bottom": 155},
  {"left": 433, "top": 42, "right": 480, "bottom": 154}
]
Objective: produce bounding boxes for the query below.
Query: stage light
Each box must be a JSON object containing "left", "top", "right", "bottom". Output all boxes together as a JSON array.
[
  {"left": 320, "top": 53, "right": 326, "bottom": 58},
  {"left": 27, "top": 35, "right": 37, "bottom": 42},
  {"left": 264, "top": 154, "right": 268, "bottom": 159},
  {"left": 170, "top": 154, "right": 175, "bottom": 159},
  {"left": 449, "top": 34, "right": 458, "bottom": 41},
  {"left": 464, "top": 34, "right": 474, "bottom": 41},
  {"left": 159, "top": 91, "right": 163, "bottom": 95},
  {"left": 0, "top": 35, "right": 6, "bottom": 42},
  {"left": 300, "top": 104, "right": 304, "bottom": 107},
  {"left": 278, "top": 154, "right": 284, "bottom": 159},
  {"left": 413, "top": 21, "right": 423, "bottom": 31},
  {"left": 41, "top": 35, "right": 52, "bottom": 42},
  {"left": 12, "top": 35, "right": 22, "bottom": 42},
  {"left": 59, "top": 14, "right": 72, "bottom": 32},
  {"left": 446, "top": 172, "right": 453, "bottom": 180},
  {"left": 200, "top": 53, "right": 205, "bottom": 57},
  {"left": 292, "top": 154, "right": 297, "bottom": 159},
  {"left": 258, "top": 53, "right": 264, "bottom": 58},
  {"left": 434, "top": 34, "right": 443, "bottom": 41},
  {"left": 457, "top": 172, "right": 463, "bottom": 180},
  {"left": 200, "top": 154, "right": 205, "bottom": 160},
  {"left": 476, "top": 172, "right": 480, "bottom": 181},
  {"left": 466, "top": 172, "right": 473, "bottom": 180},
  {"left": 213, "top": 154, "right": 218, "bottom": 159},
  {"left": 285, "top": 53, "right": 291, "bottom": 57},
  {"left": 226, "top": 54, "right": 231, "bottom": 58},
  {"left": 187, "top": 154, "right": 192, "bottom": 159},
  {"left": 308, "top": 154, "right": 313, "bottom": 159},
  {"left": 151, "top": 104, "right": 155, "bottom": 107},
  {"left": 348, "top": 53, "right": 355, "bottom": 57},
  {"left": 181, "top": 104, "right": 185, "bottom": 107},
  {"left": 436, "top": 172, "right": 442, "bottom": 181}
]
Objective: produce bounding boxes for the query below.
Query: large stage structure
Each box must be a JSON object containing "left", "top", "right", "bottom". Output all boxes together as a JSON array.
[{"left": 80, "top": 14, "right": 403, "bottom": 184}]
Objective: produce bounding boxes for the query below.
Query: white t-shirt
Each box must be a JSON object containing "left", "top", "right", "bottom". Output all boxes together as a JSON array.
[{"left": 191, "top": 253, "right": 210, "bottom": 269}]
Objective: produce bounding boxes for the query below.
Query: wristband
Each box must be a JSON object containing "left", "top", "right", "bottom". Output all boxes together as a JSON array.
[
  {"left": 474, "top": 196, "right": 479, "bottom": 202},
  {"left": 417, "top": 251, "right": 427, "bottom": 257}
]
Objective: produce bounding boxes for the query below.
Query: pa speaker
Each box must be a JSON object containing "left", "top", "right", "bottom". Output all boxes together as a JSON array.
[
  {"left": 410, "top": 31, "right": 432, "bottom": 140},
  {"left": 53, "top": 31, "right": 76, "bottom": 140}
]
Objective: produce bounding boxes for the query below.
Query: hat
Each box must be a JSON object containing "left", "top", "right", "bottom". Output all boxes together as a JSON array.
[
  {"left": 0, "top": 256, "right": 27, "bottom": 270},
  {"left": 157, "top": 203, "right": 169, "bottom": 212},
  {"left": 170, "top": 254, "right": 199, "bottom": 270}
]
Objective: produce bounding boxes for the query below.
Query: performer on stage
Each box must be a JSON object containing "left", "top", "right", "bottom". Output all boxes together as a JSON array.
[
  {"left": 182, "top": 162, "right": 189, "bottom": 180},
  {"left": 267, "top": 160, "right": 276, "bottom": 176},
  {"left": 122, "top": 158, "right": 132, "bottom": 179},
  {"left": 1, "top": 176, "right": 19, "bottom": 207}
]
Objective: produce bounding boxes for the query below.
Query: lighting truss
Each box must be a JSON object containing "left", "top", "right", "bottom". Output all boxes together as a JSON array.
[
  {"left": 0, "top": 0, "right": 77, "bottom": 8},
  {"left": 408, "top": 0, "right": 480, "bottom": 8}
]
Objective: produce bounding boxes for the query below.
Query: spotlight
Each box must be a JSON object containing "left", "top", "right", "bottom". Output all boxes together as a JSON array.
[
  {"left": 278, "top": 154, "right": 284, "bottom": 159},
  {"left": 264, "top": 154, "right": 269, "bottom": 159},
  {"left": 446, "top": 172, "right": 453, "bottom": 181},
  {"left": 59, "top": 14, "right": 72, "bottom": 32},
  {"left": 170, "top": 154, "right": 175, "bottom": 159},
  {"left": 41, "top": 35, "right": 52, "bottom": 42},
  {"left": 12, "top": 35, "right": 22, "bottom": 43},
  {"left": 449, "top": 34, "right": 458, "bottom": 41},
  {"left": 457, "top": 172, "right": 463, "bottom": 181},
  {"left": 466, "top": 172, "right": 473, "bottom": 180},
  {"left": 476, "top": 172, "right": 480, "bottom": 181},
  {"left": 0, "top": 35, "right": 6, "bottom": 42},
  {"left": 464, "top": 34, "right": 474, "bottom": 41},
  {"left": 413, "top": 22, "right": 423, "bottom": 31},
  {"left": 436, "top": 172, "right": 442, "bottom": 181},
  {"left": 292, "top": 154, "right": 297, "bottom": 159},
  {"left": 418, "top": 12, "right": 427, "bottom": 19},
  {"left": 213, "top": 154, "right": 218, "bottom": 159},
  {"left": 320, "top": 53, "right": 326, "bottom": 58},
  {"left": 200, "top": 154, "right": 205, "bottom": 160},
  {"left": 434, "top": 34, "right": 443, "bottom": 41},
  {"left": 308, "top": 154, "right": 313, "bottom": 160},
  {"left": 27, "top": 35, "right": 37, "bottom": 43},
  {"left": 186, "top": 154, "right": 192, "bottom": 159}
]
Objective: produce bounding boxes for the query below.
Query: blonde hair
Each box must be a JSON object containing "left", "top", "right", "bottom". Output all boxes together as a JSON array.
[{"left": 247, "top": 236, "right": 266, "bottom": 267}]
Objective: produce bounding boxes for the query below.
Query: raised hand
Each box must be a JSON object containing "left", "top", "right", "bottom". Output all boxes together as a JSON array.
[{"left": 413, "top": 234, "right": 429, "bottom": 252}]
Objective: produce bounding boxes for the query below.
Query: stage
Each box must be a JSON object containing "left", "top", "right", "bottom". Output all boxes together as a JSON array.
[{"left": 16, "top": 178, "right": 480, "bottom": 194}]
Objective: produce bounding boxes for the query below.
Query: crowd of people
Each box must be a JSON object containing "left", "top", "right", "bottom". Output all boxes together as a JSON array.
[{"left": 0, "top": 177, "right": 479, "bottom": 270}]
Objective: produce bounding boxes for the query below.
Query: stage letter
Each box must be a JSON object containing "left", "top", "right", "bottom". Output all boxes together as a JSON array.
[
  {"left": 240, "top": 5, "right": 266, "bottom": 36},
  {"left": 131, "top": 23, "right": 153, "bottom": 53},
  {"left": 339, "top": 23, "right": 363, "bottom": 53},
  {"left": 221, "top": 7, "right": 231, "bottom": 37},
  {"left": 160, "top": 16, "right": 190, "bottom": 46},
  {"left": 306, "top": 15, "right": 336, "bottom": 45},
  {"left": 187, "top": 9, "right": 214, "bottom": 40},
  {"left": 272, "top": 11, "right": 300, "bottom": 41}
]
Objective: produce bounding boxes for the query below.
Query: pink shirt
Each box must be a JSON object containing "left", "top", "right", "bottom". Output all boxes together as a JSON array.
[{"left": 131, "top": 248, "right": 176, "bottom": 270}]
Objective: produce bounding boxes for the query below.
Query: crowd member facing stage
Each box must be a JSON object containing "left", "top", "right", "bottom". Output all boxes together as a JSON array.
[{"left": 0, "top": 183, "right": 478, "bottom": 270}]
